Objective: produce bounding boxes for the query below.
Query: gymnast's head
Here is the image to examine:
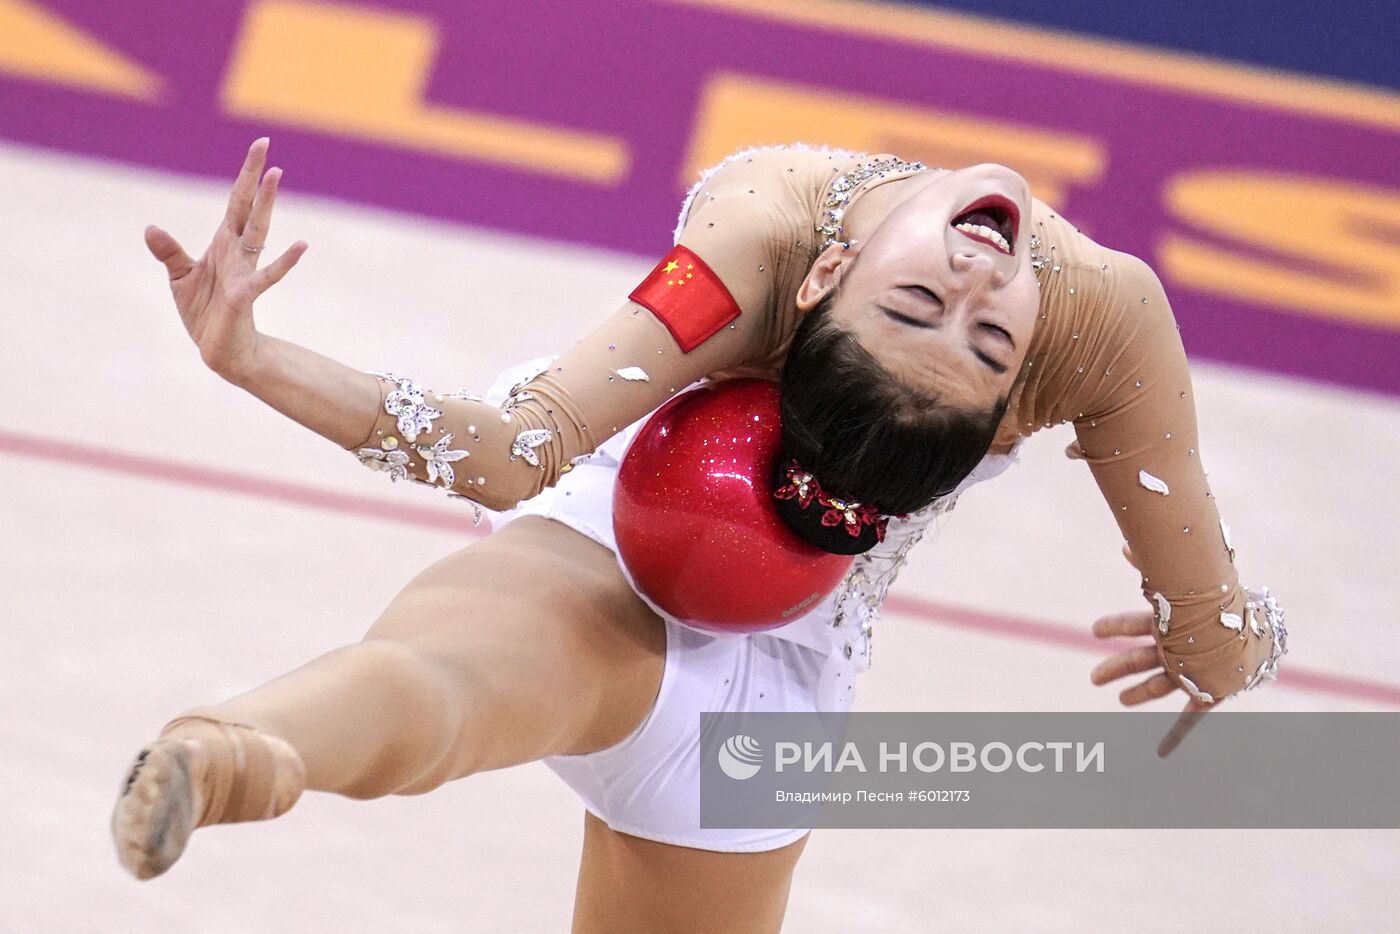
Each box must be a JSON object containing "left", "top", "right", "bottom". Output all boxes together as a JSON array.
[{"left": 776, "top": 163, "right": 1035, "bottom": 550}]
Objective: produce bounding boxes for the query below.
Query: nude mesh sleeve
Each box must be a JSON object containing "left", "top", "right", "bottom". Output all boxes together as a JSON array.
[
  {"left": 341, "top": 165, "right": 789, "bottom": 512},
  {"left": 1069, "top": 254, "right": 1287, "bottom": 703}
]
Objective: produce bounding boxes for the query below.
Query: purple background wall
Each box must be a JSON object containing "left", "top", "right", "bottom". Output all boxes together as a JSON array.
[{"left": 4, "top": 0, "right": 1397, "bottom": 394}]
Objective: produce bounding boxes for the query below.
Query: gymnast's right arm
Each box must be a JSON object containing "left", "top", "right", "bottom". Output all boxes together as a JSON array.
[
  {"left": 331, "top": 172, "right": 787, "bottom": 511},
  {"left": 150, "top": 139, "right": 786, "bottom": 512}
]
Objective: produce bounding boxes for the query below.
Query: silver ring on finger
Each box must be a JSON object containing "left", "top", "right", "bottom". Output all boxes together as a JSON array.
[{"left": 239, "top": 238, "right": 265, "bottom": 255}]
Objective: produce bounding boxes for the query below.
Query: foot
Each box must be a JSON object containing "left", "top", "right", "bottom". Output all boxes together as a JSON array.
[
  {"left": 111, "top": 739, "right": 203, "bottom": 879},
  {"left": 111, "top": 718, "right": 306, "bottom": 880}
]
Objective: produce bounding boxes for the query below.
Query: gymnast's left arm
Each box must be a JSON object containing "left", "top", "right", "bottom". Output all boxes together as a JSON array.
[{"left": 1069, "top": 253, "right": 1288, "bottom": 713}]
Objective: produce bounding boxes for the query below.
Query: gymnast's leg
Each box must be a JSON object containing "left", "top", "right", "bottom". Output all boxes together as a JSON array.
[
  {"left": 111, "top": 516, "right": 666, "bottom": 878},
  {"left": 572, "top": 813, "right": 808, "bottom": 934}
]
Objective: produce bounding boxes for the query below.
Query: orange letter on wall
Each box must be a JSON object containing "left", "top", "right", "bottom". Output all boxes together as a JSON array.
[
  {"left": 1161, "top": 171, "right": 1400, "bottom": 329},
  {"left": 0, "top": 0, "right": 161, "bottom": 100},
  {"left": 222, "top": 0, "right": 628, "bottom": 184},
  {"left": 684, "top": 73, "right": 1104, "bottom": 209}
]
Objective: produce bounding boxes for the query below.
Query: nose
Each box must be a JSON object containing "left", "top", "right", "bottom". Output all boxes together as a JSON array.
[{"left": 951, "top": 251, "right": 1006, "bottom": 290}]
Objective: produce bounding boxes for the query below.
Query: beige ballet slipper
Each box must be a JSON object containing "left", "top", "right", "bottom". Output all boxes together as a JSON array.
[{"left": 111, "top": 714, "right": 306, "bottom": 880}]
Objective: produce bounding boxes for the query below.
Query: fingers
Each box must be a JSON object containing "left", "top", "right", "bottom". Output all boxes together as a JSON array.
[
  {"left": 1091, "top": 610, "right": 1154, "bottom": 639},
  {"left": 1157, "top": 699, "right": 1212, "bottom": 758},
  {"left": 1089, "top": 644, "right": 1161, "bottom": 686},
  {"left": 1118, "top": 671, "right": 1178, "bottom": 707},
  {"left": 144, "top": 225, "right": 195, "bottom": 280},
  {"left": 241, "top": 166, "right": 282, "bottom": 254},
  {"left": 225, "top": 137, "right": 270, "bottom": 234},
  {"left": 255, "top": 240, "right": 308, "bottom": 294}
]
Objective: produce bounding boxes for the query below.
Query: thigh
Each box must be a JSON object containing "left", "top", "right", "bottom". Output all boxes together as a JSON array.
[
  {"left": 572, "top": 811, "right": 808, "bottom": 934},
  {"left": 365, "top": 515, "right": 667, "bottom": 765}
]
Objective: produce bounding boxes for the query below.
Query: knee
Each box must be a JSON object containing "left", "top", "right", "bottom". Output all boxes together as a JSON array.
[{"left": 337, "top": 639, "right": 474, "bottom": 798}]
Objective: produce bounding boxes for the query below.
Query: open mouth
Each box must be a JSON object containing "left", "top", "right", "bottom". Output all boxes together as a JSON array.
[{"left": 951, "top": 194, "right": 1019, "bottom": 255}]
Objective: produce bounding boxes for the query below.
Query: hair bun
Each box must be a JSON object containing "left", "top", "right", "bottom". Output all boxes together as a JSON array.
[{"left": 770, "top": 457, "right": 890, "bottom": 556}]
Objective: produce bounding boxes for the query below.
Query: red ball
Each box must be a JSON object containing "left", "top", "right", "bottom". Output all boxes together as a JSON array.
[{"left": 613, "top": 379, "right": 854, "bottom": 632}]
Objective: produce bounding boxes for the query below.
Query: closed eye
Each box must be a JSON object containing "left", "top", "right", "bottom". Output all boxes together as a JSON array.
[
  {"left": 882, "top": 307, "right": 933, "bottom": 329},
  {"left": 980, "top": 321, "right": 1015, "bottom": 349},
  {"left": 972, "top": 347, "right": 1009, "bottom": 375}
]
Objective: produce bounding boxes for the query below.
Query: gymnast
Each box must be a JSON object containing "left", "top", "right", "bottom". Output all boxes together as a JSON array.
[{"left": 113, "top": 138, "right": 1285, "bottom": 933}]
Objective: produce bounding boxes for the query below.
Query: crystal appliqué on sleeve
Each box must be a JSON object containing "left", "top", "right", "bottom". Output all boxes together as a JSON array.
[
  {"left": 356, "top": 446, "right": 411, "bottom": 481},
  {"left": 416, "top": 433, "right": 469, "bottom": 487},
  {"left": 372, "top": 371, "right": 442, "bottom": 443},
  {"left": 446, "top": 493, "right": 485, "bottom": 526},
  {"left": 1174, "top": 586, "right": 1288, "bottom": 702},
  {"left": 1242, "top": 586, "right": 1288, "bottom": 692},
  {"left": 510, "top": 428, "right": 553, "bottom": 468}
]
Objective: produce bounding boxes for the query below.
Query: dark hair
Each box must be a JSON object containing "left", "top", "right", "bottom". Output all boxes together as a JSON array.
[{"left": 775, "top": 289, "right": 1010, "bottom": 554}]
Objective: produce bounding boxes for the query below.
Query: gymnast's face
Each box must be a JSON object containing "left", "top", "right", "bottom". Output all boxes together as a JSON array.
[{"left": 796, "top": 163, "right": 1040, "bottom": 411}]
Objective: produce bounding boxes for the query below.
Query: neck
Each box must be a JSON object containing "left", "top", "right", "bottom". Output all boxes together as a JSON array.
[{"left": 840, "top": 168, "right": 951, "bottom": 246}]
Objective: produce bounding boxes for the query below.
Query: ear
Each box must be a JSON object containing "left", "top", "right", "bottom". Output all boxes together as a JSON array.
[{"left": 796, "top": 242, "right": 859, "bottom": 312}]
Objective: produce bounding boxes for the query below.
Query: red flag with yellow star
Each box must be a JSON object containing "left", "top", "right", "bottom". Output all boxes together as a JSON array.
[{"left": 628, "top": 245, "right": 741, "bottom": 352}]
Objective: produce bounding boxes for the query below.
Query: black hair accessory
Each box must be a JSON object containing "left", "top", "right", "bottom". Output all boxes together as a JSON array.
[{"left": 770, "top": 458, "right": 901, "bottom": 556}]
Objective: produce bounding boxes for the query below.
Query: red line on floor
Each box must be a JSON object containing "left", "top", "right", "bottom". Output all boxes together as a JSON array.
[
  {"left": 0, "top": 429, "right": 485, "bottom": 537},
  {"left": 885, "top": 594, "right": 1400, "bottom": 707},
  {"left": 5, "top": 429, "right": 1394, "bottom": 707}
]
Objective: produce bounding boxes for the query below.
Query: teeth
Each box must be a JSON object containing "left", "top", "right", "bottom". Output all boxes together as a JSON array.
[{"left": 954, "top": 222, "right": 1011, "bottom": 253}]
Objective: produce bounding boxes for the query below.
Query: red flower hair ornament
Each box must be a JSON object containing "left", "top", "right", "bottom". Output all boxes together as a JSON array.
[{"left": 772, "top": 459, "right": 902, "bottom": 554}]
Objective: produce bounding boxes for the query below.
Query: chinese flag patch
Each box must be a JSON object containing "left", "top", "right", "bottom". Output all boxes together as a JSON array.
[{"left": 629, "top": 245, "right": 741, "bottom": 353}]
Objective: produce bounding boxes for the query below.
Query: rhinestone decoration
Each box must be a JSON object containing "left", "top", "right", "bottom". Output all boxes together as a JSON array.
[
  {"left": 615, "top": 366, "right": 650, "bottom": 382},
  {"left": 817, "top": 156, "right": 927, "bottom": 250},
  {"left": 1219, "top": 611, "right": 1244, "bottom": 632},
  {"left": 446, "top": 493, "right": 484, "bottom": 526},
  {"left": 1153, "top": 592, "right": 1171, "bottom": 635},
  {"left": 1245, "top": 603, "right": 1263, "bottom": 637},
  {"left": 356, "top": 446, "right": 410, "bottom": 481},
  {"left": 495, "top": 360, "right": 555, "bottom": 416},
  {"left": 442, "top": 389, "right": 485, "bottom": 402},
  {"left": 775, "top": 465, "right": 817, "bottom": 507},
  {"left": 372, "top": 371, "right": 441, "bottom": 443},
  {"left": 510, "top": 428, "right": 553, "bottom": 467},
  {"left": 1219, "top": 519, "right": 1236, "bottom": 562},
  {"left": 672, "top": 143, "right": 858, "bottom": 244},
  {"left": 828, "top": 493, "right": 958, "bottom": 666},
  {"left": 415, "top": 433, "right": 469, "bottom": 487},
  {"left": 1241, "top": 588, "right": 1288, "bottom": 690},
  {"left": 817, "top": 494, "right": 885, "bottom": 539},
  {"left": 1029, "top": 233, "right": 1049, "bottom": 272}
]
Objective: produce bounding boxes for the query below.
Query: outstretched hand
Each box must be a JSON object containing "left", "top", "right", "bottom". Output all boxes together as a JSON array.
[
  {"left": 145, "top": 137, "right": 307, "bottom": 381},
  {"left": 1088, "top": 544, "right": 1213, "bottom": 757}
]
